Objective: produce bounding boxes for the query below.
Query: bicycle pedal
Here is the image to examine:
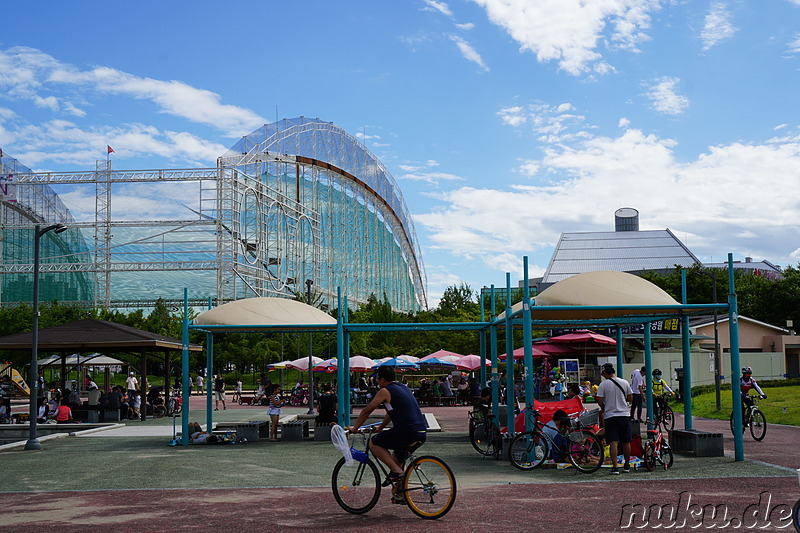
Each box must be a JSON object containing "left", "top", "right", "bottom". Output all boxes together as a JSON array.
[{"left": 391, "top": 495, "right": 406, "bottom": 505}]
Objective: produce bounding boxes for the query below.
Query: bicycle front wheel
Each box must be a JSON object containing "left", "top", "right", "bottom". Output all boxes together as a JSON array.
[
  {"left": 567, "top": 431, "right": 604, "bottom": 474},
  {"left": 153, "top": 405, "right": 166, "bottom": 418},
  {"left": 508, "top": 431, "right": 548, "bottom": 470},
  {"left": 660, "top": 405, "right": 675, "bottom": 432},
  {"left": 643, "top": 441, "right": 656, "bottom": 472},
  {"left": 403, "top": 456, "right": 456, "bottom": 520},
  {"left": 331, "top": 457, "right": 381, "bottom": 515},
  {"left": 749, "top": 409, "right": 767, "bottom": 441}
]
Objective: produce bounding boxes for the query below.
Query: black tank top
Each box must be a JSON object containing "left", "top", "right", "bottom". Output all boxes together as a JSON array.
[{"left": 384, "top": 382, "right": 426, "bottom": 432}]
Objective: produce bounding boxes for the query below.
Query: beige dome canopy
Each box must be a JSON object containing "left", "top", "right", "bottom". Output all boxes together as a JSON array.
[
  {"left": 194, "top": 297, "right": 337, "bottom": 328},
  {"left": 501, "top": 271, "right": 681, "bottom": 321}
]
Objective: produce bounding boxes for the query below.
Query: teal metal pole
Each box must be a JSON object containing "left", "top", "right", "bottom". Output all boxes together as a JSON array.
[
  {"left": 336, "top": 287, "right": 346, "bottom": 426},
  {"left": 343, "top": 296, "right": 351, "bottom": 425},
  {"left": 522, "top": 257, "right": 534, "bottom": 431},
  {"left": 206, "top": 333, "right": 213, "bottom": 431},
  {"left": 644, "top": 322, "right": 654, "bottom": 429},
  {"left": 489, "top": 286, "right": 499, "bottom": 421},
  {"left": 615, "top": 328, "right": 623, "bottom": 378},
  {"left": 181, "top": 289, "right": 190, "bottom": 446},
  {"left": 728, "top": 254, "right": 744, "bottom": 461},
  {"left": 336, "top": 287, "right": 350, "bottom": 426},
  {"left": 479, "top": 292, "right": 487, "bottom": 387},
  {"left": 205, "top": 298, "right": 213, "bottom": 430},
  {"left": 505, "top": 274, "right": 515, "bottom": 433},
  {"left": 680, "top": 270, "right": 693, "bottom": 429}
]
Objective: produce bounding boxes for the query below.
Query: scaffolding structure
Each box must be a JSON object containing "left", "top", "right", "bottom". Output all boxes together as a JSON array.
[{"left": 0, "top": 117, "right": 427, "bottom": 312}]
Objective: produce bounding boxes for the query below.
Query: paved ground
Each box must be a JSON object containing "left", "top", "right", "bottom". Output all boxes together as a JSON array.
[{"left": 2, "top": 396, "right": 798, "bottom": 532}]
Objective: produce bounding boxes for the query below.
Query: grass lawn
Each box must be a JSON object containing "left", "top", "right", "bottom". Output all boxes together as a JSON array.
[{"left": 672, "top": 384, "right": 800, "bottom": 427}]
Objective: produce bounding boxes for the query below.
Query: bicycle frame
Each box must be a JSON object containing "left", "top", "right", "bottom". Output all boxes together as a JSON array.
[{"left": 523, "top": 410, "right": 593, "bottom": 457}]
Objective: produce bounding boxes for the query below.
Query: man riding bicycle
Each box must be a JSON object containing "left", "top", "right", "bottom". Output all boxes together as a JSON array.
[
  {"left": 740, "top": 366, "right": 767, "bottom": 410},
  {"left": 350, "top": 365, "right": 427, "bottom": 488},
  {"left": 651, "top": 369, "right": 674, "bottom": 417}
]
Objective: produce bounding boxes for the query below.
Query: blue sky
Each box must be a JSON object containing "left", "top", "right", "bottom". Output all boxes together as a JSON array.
[{"left": 1, "top": 0, "right": 800, "bottom": 307}]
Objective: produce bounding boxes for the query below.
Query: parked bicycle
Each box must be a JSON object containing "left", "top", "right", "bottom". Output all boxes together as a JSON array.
[
  {"left": 289, "top": 386, "right": 311, "bottom": 406},
  {"left": 508, "top": 409, "right": 604, "bottom": 473},
  {"left": 468, "top": 404, "right": 501, "bottom": 458},
  {"left": 730, "top": 394, "right": 767, "bottom": 441},
  {"left": 167, "top": 393, "right": 182, "bottom": 416},
  {"left": 642, "top": 425, "right": 673, "bottom": 471},
  {"left": 330, "top": 423, "right": 456, "bottom": 519}
]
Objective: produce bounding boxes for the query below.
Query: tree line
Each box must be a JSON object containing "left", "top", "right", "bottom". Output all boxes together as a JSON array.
[{"left": 2, "top": 265, "right": 797, "bottom": 375}]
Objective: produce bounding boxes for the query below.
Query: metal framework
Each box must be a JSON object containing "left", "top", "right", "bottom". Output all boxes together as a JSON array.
[{"left": 0, "top": 118, "right": 426, "bottom": 312}]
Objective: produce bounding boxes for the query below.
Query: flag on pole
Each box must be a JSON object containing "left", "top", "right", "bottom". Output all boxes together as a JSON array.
[{"left": 107, "top": 145, "right": 115, "bottom": 154}]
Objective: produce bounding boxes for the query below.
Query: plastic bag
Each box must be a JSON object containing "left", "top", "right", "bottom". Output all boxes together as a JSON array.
[{"left": 331, "top": 424, "right": 353, "bottom": 466}]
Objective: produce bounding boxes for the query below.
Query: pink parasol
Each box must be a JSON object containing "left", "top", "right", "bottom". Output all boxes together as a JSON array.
[
  {"left": 503, "top": 345, "right": 551, "bottom": 360},
  {"left": 349, "top": 355, "right": 377, "bottom": 372},
  {"left": 455, "top": 354, "right": 490, "bottom": 371},
  {"left": 548, "top": 329, "right": 616, "bottom": 345},
  {"left": 286, "top": 356, "right": 324, "bottom": 371},
  {"left": 420, "top": 349, "right": 464, "bottom": 362}
]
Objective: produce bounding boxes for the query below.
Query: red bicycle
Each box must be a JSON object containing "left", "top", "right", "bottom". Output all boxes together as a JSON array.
[{"left": 643, "top": 426, "right": 674, "bottom": 471}]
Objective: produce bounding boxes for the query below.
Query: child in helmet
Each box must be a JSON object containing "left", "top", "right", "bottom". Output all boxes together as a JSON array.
[
  {"left": 651, "top": 369, "right": 674, "bottom": 422},
  {"left": 739, "top": 366, "right": 766, "bottom": 411}
]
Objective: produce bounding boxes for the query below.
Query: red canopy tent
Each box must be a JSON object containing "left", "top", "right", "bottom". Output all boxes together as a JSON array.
[
  {"left": 548, "top": 329, "right": 616, "bottom": 345},
  {"left": 507, "top": 397, "right": 586, "bottom": 432}
]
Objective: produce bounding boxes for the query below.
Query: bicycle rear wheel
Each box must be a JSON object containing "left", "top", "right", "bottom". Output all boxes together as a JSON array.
[
  {"left": 331, "top": 457, "right": 381, "bottom": 514},
  {"left": 749, "top": 409, "right": 766, "bottom": 441},
  {"left": 508, "top": 431, "right": 548, "bottom": 470},
  {"left": 729, "top": 412, "right": 746, "bottom": 434},
  {"left": 403, "top": 455, "right": 456, "bottom": 519},
  {"left": 659, "top": 443, "right": 674, "bottom": 470},
  {"left": 567, "top": 431, "right": 604, "bottom": 473},
  {"left": 470, "top": 421, "right": 499, "bottom": 456},
  {"left": 660, "top": 405, "right": 675, "bottom": 432},
  {"left": 153, "top": 405, "right": 166, "bottom": 418}
]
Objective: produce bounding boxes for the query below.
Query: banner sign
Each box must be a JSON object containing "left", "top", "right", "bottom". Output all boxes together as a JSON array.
[{"left": 0, "top": 173, "right": 17, "bottom": 202}]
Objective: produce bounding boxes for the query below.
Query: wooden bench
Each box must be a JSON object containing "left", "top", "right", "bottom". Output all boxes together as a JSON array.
[{"left": 669, "top": 428, "right": 724, "bottom": 457}]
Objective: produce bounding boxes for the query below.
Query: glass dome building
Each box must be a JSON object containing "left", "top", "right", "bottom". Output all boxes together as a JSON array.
[{"left": 0, "top": 118, "right": 426, "bottom": 312}]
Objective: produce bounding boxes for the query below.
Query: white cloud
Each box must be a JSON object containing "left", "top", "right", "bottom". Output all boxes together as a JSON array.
[
  {"left": 619, "top": 117, "right": 631, "bottom": 128},
  {"left": 499, "top": 101, "right": 589, "bottom": 143},
  {"left": 787, "top": 33, "right": 800, "bottom": 54},
  {"left": 645, "top": 76, "right": 689, "bottom": 115},
  {"left": 400, "top": 171, "right": 466, "bottom": 185},
  {"left": 0, "top": 47, "right": 265, "bottom": 137},
  {"left": 415, "top": 127, "right": 800, "bottom": 275},
  {"left": 701, "top": 1, "right": 737, "bottom": 51},
  {"left": 498, "top": 106, "right": 526, "bottom": 127},
  {"left": 8, "top": 119, "right": 227, "bottom": 168},
  {"left": 471, "top": 0, "right": 661, "bottom": 75},
  {"left": 455, "top": 22, "right": 475, "bottom": 30},
  {"left": 448, "top": 35, "right": 490, "bottom": 71},
  {"left": 518, "top": 160, "right": 539, "bottom": 176},
  {"left": 422, "top": 0, "right": 454, "bottom": 17}
]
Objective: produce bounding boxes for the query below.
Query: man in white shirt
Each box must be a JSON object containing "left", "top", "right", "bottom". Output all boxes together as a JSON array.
[
  {"left": 629, "top": 366, "right": 645, "bottom": 423},
  {"left": 126, "top": 372, "right": 138, "bottom": 397},
  {"left": 595, "top": 363, "right": 633, "bottom": 475}
]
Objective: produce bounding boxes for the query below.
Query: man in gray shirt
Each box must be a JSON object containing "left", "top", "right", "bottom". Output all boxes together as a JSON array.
[{"left": 595, "top": 363, "right": 633, "bottom": 475}]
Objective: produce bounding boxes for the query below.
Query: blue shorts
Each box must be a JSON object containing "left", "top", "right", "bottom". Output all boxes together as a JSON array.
[
  {"left": 604, "top": 416, "right": 632, "bottom": 444},
  {"left": 371, "top": 427, "right": 426, "bottom": 460}
]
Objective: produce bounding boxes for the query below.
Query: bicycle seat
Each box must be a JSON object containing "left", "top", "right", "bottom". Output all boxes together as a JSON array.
[
  {"left": 646, "top": 429, "right": 659, "bottom": 437},
  {"left": 406, "top": 441, "right": 423, "bottom": 454}
]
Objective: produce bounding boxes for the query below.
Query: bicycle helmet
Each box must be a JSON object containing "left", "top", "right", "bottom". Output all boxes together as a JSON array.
[
  {"left": 742, "top": 366, "right": 752, "bottom": 374},
  {"left": 652, "top": 368, "right": 662, "bottom": 376}
]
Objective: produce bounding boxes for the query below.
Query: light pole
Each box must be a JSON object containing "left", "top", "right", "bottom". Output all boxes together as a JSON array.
[
  {"left": 696, "top": 270, "right": 721, "bottom": 410},
  {"left": 305, "top": 279, "right": 315, "bottom": 415},
  {"left": 25, "top": 223, "right": 68, "bottom": 451}
]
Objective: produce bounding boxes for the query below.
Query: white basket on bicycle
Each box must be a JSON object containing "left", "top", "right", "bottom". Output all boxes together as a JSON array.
[
  {"left": 331, "top": 425, "right": 354, "bottom": 466},
  {"left": 577, "top": 409, "right": 600, "bottom": 427}
]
